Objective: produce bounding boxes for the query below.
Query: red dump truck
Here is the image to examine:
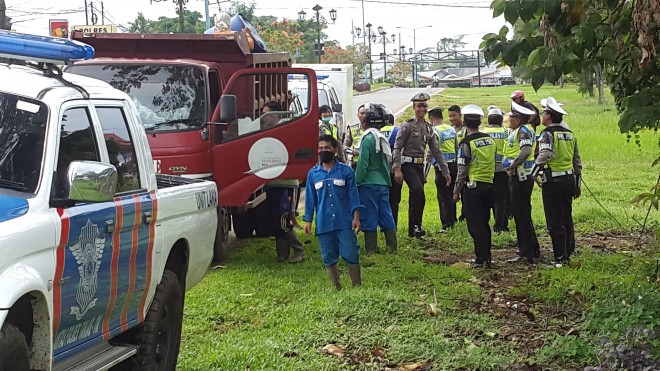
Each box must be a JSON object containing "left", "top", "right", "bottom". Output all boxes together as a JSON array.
[{"left": 67, "top": 31, "right": 319, "bottom": 261}]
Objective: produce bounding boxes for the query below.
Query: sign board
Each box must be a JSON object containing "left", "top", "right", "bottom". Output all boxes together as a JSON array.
[
  {"left": 49, "top": 19, "right": 69, "bottom": 38},
  {"left": 72, "top": 25, "right": 118, "bottom": 33}
]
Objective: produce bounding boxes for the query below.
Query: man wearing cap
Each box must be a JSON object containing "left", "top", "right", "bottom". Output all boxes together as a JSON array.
[
  {"left": 511, "top": 90, "right": 540, "bottom": 129},
  {"left": 540, "top": 99, "right": 570, "bottom": 130},
  {"left": 531, "top": 97, "right": 582, "bottom": 264},
  {"left": 425, "top": 106, "right": 457, "bottom": 231},
  {"left": 482, "top": 106, "right": 510, "bottom": 233},
  {"left": 393, "top": 92, "right": 451, "bottom": 238},
  {"left": 380, "top": 110, "right": 403, "bottom": 226},
  {"left": 503, "top": 104, "right": 540, "bottom": 264},
  {"left": 452, "top": 105, "right": 497, "bottom": 268}
]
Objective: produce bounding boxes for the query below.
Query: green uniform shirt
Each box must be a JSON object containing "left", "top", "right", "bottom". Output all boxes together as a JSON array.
[
  {"left": 503, "top": 125, "right": 535, "bottom": 173},
  {"left": 433, "top": 124, "right": 457, "bottom": 161},
  {"left": 541, "top": 126, "right": 576, "bottom": 171},
  {"left": 355, "top": 132, "right": 392, "bottom": 186}
]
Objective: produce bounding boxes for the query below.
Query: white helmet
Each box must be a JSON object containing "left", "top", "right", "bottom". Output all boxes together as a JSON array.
[
  {"left": 487, "top": 105, "right": 503, "bottom": 117},
  {"left": 510, "top": 101, "right": 535, "bottom": 116},
  {"left": 461, "top": 104, "right": 484, "bottom": 117},
  {"left": 541, "top": 97, "right": 568, "bottom": 115}
]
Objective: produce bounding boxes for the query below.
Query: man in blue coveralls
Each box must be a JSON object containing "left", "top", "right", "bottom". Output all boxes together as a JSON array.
[{"left": 304, "top": 135, "right": 363, "bottom": 291}]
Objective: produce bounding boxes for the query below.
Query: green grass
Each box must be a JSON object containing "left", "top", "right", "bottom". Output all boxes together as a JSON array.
[{"left": 177, "top": 85, "right": 660, "bottom": 370}]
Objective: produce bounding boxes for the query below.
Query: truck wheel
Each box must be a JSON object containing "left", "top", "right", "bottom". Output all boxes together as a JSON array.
[
  {"left": 252, "top": 202, "right": 270, "bottom": 238},
  {"left": 232, "top": 210, "right": 254, "bottom": 239},
  {"left": 213, "top": 207, "right": 231, "bottom": 262},
  {"left": 0, "top": 322, "right": 30, "bottom": 371},
  {"left": 130, "top": 270, "right": 183, "bottom": 371}
]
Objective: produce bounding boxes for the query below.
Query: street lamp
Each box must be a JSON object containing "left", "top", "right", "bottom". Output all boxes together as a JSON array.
[
  {"left": 396, "top": 25, "right": 432, "bottom": 87},
  {"left": 352, "top": 26, "right": 361, "bottom": 45},
  {"left": 299, "top": 4, "right": 338, "bottom": 63},
  {"left": 376, "top": 27, "right": 395, "bottom": 82},
  {"left": 366, "top": 22, "right": 373, "bottom": 83}
]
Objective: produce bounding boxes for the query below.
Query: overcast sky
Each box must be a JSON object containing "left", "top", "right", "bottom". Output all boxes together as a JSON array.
[{"left": 9, "top": 0, "right": 504, "bottom": 52}]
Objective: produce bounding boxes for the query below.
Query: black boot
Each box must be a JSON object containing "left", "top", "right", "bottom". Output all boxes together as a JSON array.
[
  {"left": 286, "top": 230, "right": 305, "bottom": 263},
  {"left": 364, "top": 231, "right": 378, "bottom": 255},
  {"left": 275, "top": 236, "right": 289, "bottom": 262},
  {"left": 326, "top": 265, "right": 342, "bottom": 291},
  {"left": 384, "top": 230, "right": 397, "bottom": 252},
  {"left": 347, "top": 264, "right": 361, "bottom": 287}
]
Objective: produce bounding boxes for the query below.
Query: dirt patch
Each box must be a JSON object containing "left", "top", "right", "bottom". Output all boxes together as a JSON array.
[{"left": 578, "top": 230, "right": 656, "bottom": 253}]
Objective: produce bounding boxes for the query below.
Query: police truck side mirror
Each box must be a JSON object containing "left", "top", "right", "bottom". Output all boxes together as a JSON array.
[
  {"left": 332, "top": 103, "right": 342, "bottom": 113},
  {"left": 64, "top": 161, "right": 118, "bottom": 202},
  {"left": 219, "top": 95, "right": 237, "bottom": 123}
]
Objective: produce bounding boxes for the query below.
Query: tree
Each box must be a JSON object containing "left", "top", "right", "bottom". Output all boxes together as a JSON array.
[
  {"left": 320, "top": 44, "right": 370, "bottom": 81},
  {"left": 481, "top": 0, "right": 659, "bottom": 209},
  {"left": 389, "top": 61, "right": 413, "bottom": 87},
  {"left": 258, "top": 19, "right": 304, "bottom": 61},
  {"left": 436, "top": 35, "right": 467, "bottom": 52},
  {"left": 150, "top": 10, "right": 206, "bottom": 34},
  {"left": 128, "top": 12, "right": 153, "bottom": 34}
]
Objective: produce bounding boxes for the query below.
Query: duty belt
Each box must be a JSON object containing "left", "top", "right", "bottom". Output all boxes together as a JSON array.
[
  {"left": 402, "top": 156, "right": 424, "bottom": 164},
  {"left": 551, "top": 169, "right": 574, "bottom": 177}
]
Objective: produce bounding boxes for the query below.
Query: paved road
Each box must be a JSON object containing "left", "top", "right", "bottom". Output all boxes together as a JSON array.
[{"left": 353, "top": 87, "right": 444, "bottom": 122}]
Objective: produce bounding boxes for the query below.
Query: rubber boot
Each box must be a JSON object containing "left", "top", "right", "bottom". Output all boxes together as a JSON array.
[
  {"left": 364, "top": 231, "right": 378, "bottom": 255},
  {"left": 347, "top": 264, "right": 362, "bottom": 287},
  {"left": 286, "top": 230, "right": 305, "bottom": 263},
  {"left": 275, "top": 236, "right": 290, "bottom": 262},
  {"left": 326, "top": 265, "right": 342, "bottom": 291},
  {"left": 384, "top": 230, "right": 398, "bottom": 252}
]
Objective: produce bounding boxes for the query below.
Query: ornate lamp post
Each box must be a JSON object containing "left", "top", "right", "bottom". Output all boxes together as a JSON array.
[
  {"left": 299, "top": 4, "right": 337, "bottom": 63},
  {"left": 366, "top": 22, "right": 373, "bottom": 83},
  {"left": 376, "top": 26, "right": 395, "bottom": 82},
  {"left": 397, "top": 25, "right": 432, "bottom": 87}
]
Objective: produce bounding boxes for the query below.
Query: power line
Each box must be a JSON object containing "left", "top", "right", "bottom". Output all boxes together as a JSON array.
[{"left": 348, "top": 0, "right": 490, "bottom": 8}]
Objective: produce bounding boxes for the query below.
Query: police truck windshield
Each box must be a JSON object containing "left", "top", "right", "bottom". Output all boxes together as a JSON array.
[
  {"left": 67, "top": 64, "right": 207, "bottom": 132},
  {"left": 0, "top": 92, "right": 48, "bottom": 194},
  {"left": 291, "top": 87, "right": 329, "bottom": 110}
]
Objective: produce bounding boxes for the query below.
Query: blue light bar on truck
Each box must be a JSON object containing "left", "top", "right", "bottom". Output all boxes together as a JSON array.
[
  {"left": 0, "top": 30, "right": 94, "bottom": 64},
  {"left": 288, "top": 74, "right": 329, "bottom": 80}
]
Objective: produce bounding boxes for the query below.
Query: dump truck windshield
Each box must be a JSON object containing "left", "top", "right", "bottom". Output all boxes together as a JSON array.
[{"left": 68, "top": 64, "right": 207, "bottom": 132}]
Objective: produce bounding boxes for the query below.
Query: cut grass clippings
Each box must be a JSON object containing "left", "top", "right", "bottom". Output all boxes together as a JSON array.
[{"left": 177, "top": 85, "right": 660, "bottom": 370}]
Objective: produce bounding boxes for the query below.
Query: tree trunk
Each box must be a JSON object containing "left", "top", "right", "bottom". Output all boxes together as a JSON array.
[{"left": 595, "top": 65, "right": 606, "bottom": 104}]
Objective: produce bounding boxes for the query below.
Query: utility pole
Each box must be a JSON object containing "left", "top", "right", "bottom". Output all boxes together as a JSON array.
[
  {"left": 84, "top": 0, "right": 89, "bottom": 25},
  {"left": 0, "top": 0, "right": 6, "bottom": 30},
  {"left": 101, "top": 1, "right": 105, "bottom": 24},
  {"left": 151, "top": 0, "right": 188, "bottom": 33}
]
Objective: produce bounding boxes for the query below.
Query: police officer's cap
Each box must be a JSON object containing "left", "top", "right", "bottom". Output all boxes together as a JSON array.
[
  {"left": 410, "top": 92, "right": 431, "bottom": 102},
  {"left": 510, "top": 101, "right": 535, "bottom": 116},
  {"left": 541, "top": 97, "right": 568, "bottom": 115},
  {"left": 428, "top": 106, "right": 443, "bottom": 114},
  {"left": 461, "top": 104, "right": 484, "bottom": 117},
  {"left": 487, "top": 105, "right": 503, "bottom": 117}
]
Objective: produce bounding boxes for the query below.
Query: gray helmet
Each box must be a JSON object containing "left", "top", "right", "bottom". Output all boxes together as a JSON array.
[
  {"left": 364, "top": 102, "right": 387, "bottom": 128},
  {"left": 410, "top": 92, "right": 431, "bottom": 102}
]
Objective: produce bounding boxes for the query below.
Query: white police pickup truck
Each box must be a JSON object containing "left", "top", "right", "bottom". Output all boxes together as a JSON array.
[{"left": 0, "top": 32, "right": 218, "bottom": 370}]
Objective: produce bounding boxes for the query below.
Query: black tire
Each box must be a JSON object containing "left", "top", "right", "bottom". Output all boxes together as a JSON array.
[
  {"left": 0, "top": 322, "right": 30, "bottom": 371},
  {"left": 213, "top": 207, "right": 231, "bottom": 262},
  {"left": 129, "top": 270, "right": 183, "bottom": 371},
  {"left": 251, "top": 202, "right": 270, "bottom": 238},
  {"left": 232, "top": 210, "right": 254, "bottom": 239}
]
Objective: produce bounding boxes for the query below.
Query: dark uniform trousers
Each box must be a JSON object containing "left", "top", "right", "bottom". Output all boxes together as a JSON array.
[
  {"left": 492, "top": 171, "right": 510, "bottom": 231},
  {"left": 542, "top": 175, "right": 576, "bottom": 261},
  {"left": 401, "top": 163, "right": 426, "bottom": 237},
  {"left": 463, "top": 182, "right": 495, "bottom": 263},
  {"left": 434, "top": 162, "right": 457, "bottom": 229},
  {"left": 509, "top": 177, "right": 540, "bottom": 259},
  {"left": 389, "top": 173, "right": 403, "bottom": 227}
]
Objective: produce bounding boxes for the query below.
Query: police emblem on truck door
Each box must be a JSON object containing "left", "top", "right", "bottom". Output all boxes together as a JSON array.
[{"left": 68, "top": 219, "right": 105, "bottom": 320}]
